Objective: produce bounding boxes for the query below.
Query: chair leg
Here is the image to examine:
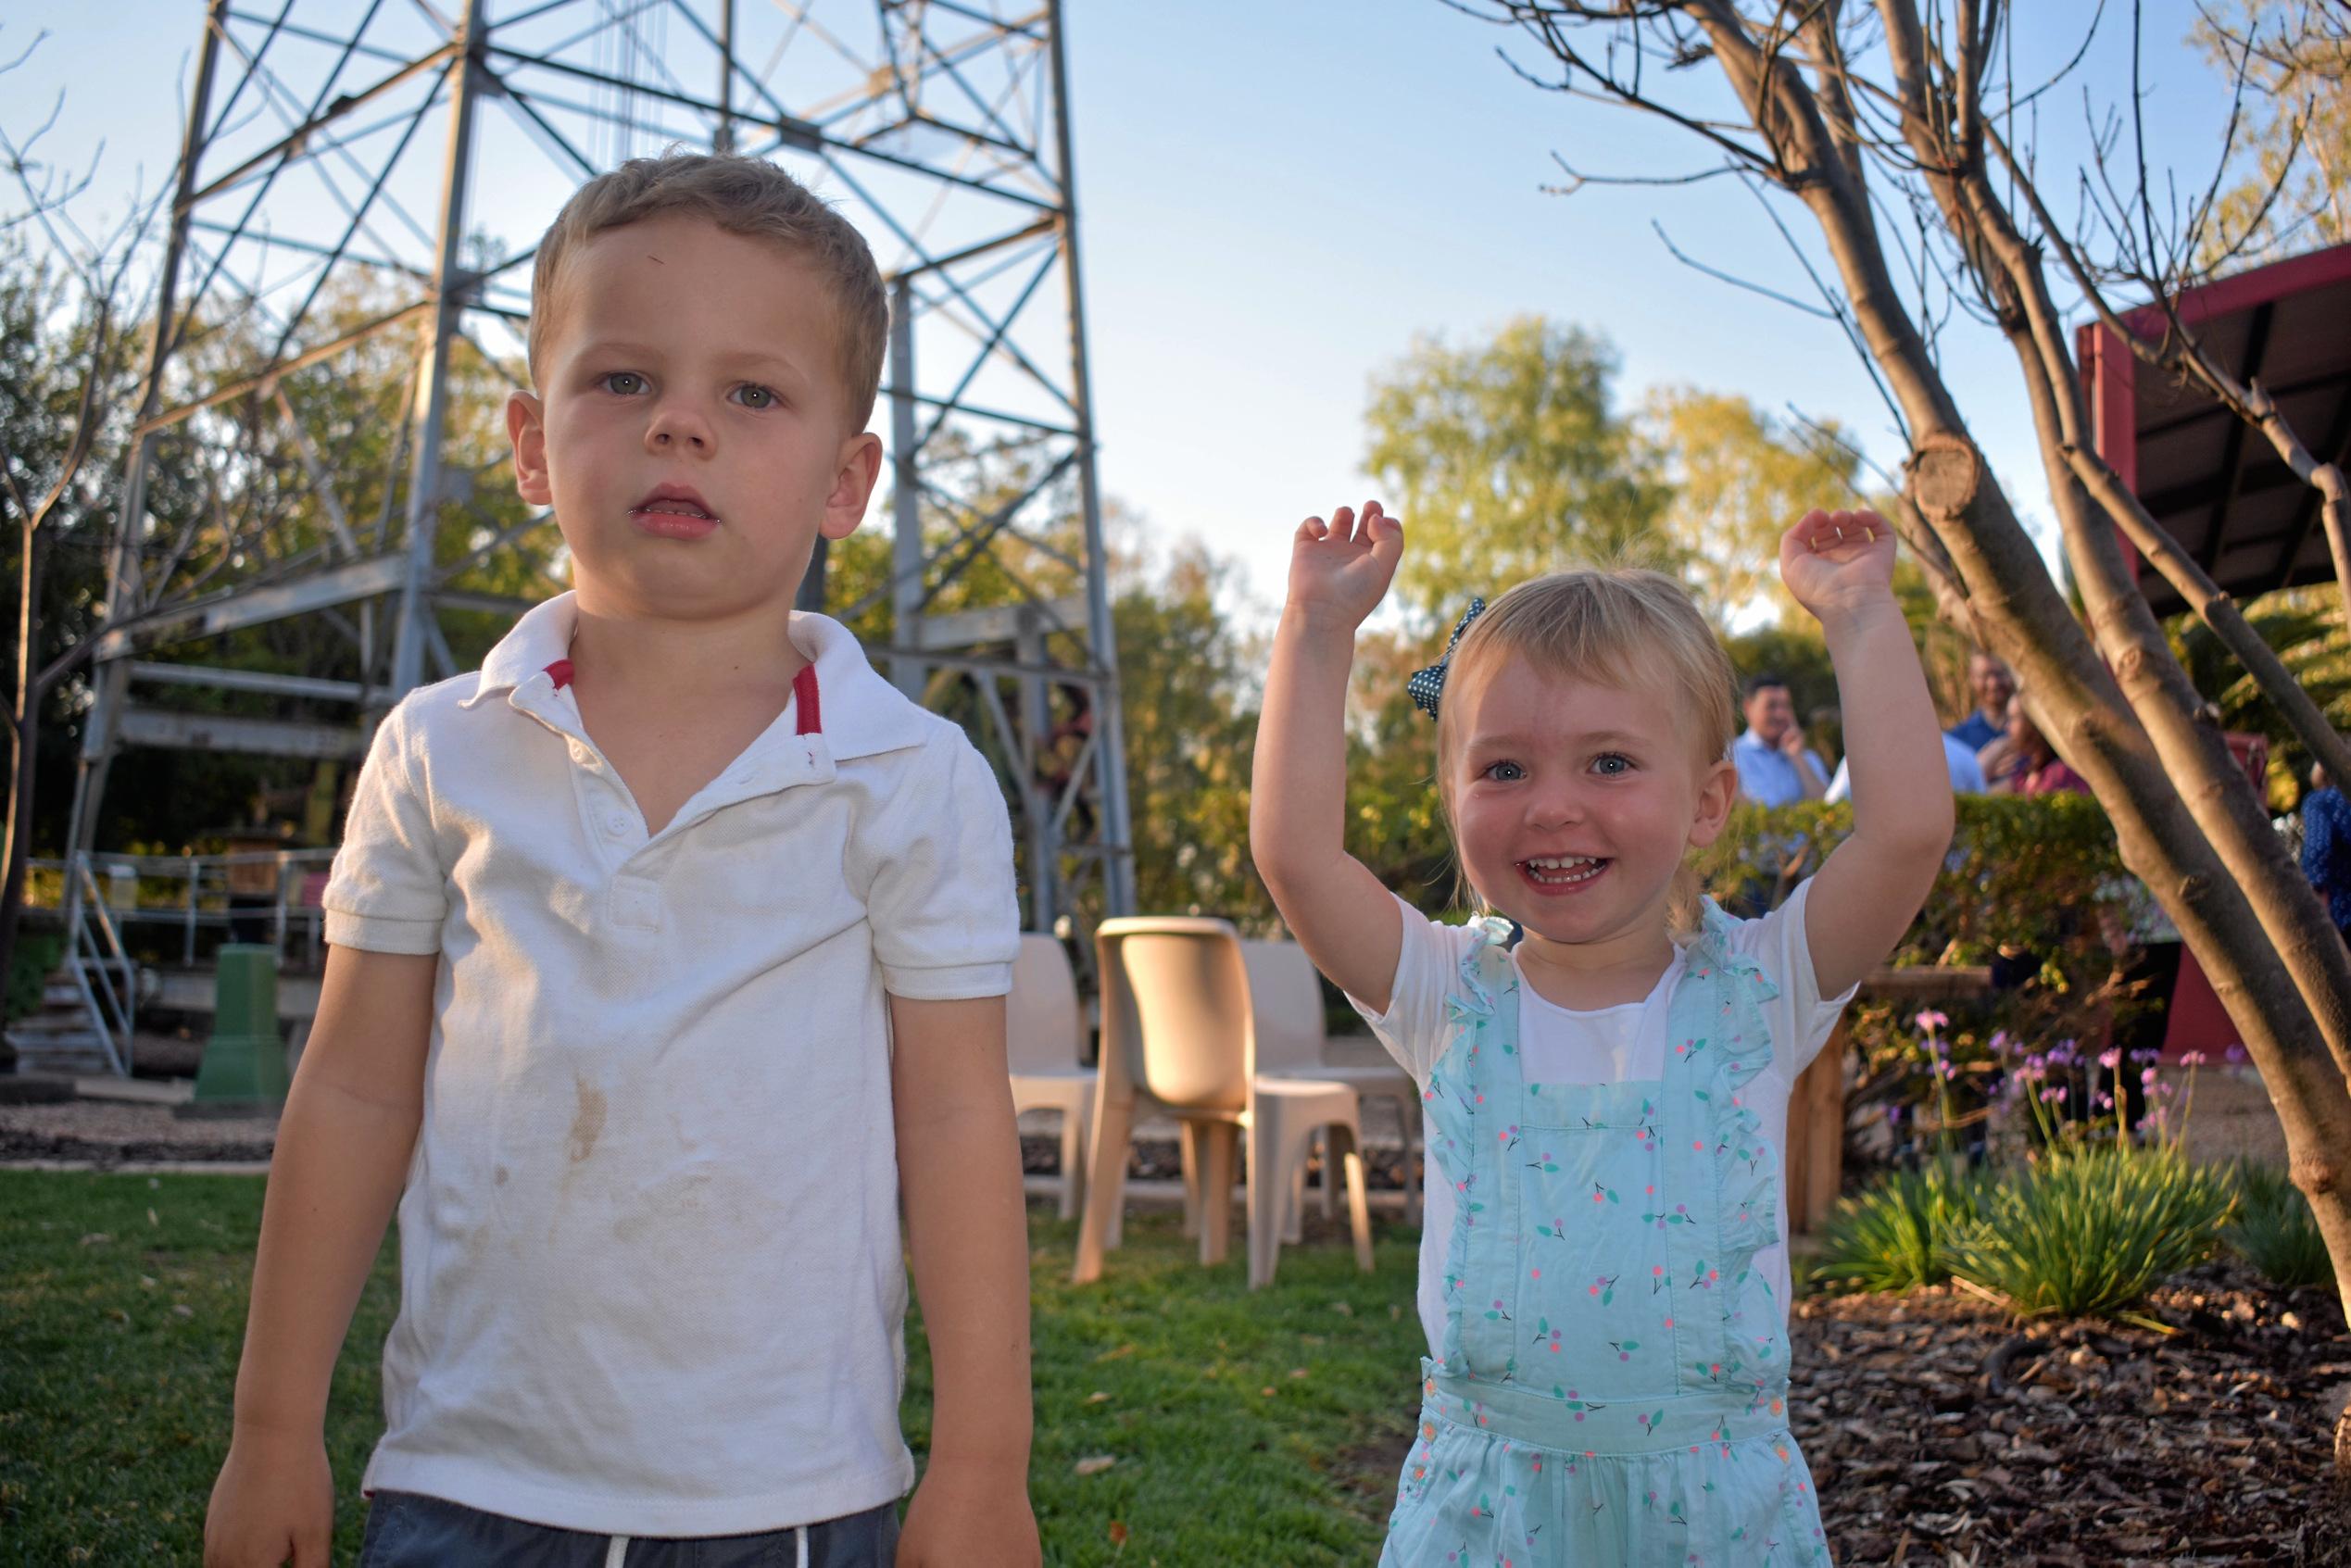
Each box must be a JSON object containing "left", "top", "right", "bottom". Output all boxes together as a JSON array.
[
  {"left": 1248, "top": 1111, "right": 1281, "bottom": 1289},
  {"left": 1331, "top": 1123, "right": 1376, "bottom": 1273},
  {"left": 1178, "top": 1122, "right": 1203, "bottom": 1240},
  {"left": 1072, "top": 1092, "right": 1132, "bottom": 1285},
  {"left": 1394, "top": 1093, "right": 1422, "bottom": 1229},
  {"left": 1315, "top": 1127, "right": 1337, "bottom": 1219},
  {"left": 1058, "top": 1107, "right": 1086, "bottom": 1223},
  {"left": 1197, "top": 1121, "right": 1237, "bottom": 1267},
  {"left": 1284, "top": 1158, "right": 1305, "bottom": 1246}
]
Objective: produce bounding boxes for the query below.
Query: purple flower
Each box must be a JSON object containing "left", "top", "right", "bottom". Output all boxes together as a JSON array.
[
  {"left": 1915, "top": 1010, "right": 1949, "bottom": 1035},
  {"left": 2156, "top": 1081, "right": 2176, "bottom": 1098},
  {"left": 2225, "top": 1043, "right": 2247, "bottom": 1063},
  {"left": 1885, "top": 1104, "right": 1905, "bottom": 1124},
  {"left": 2141, "top": 1067, "right": 2160, "bottom": 1087},
  {"left": 2130, "top": 1047, "right": 2161, "bottom": 1064},
  {"left": 2181, "top": 1050, "right": 2206, "bottom": 1068},
  {"left": 1935, "top": 1060, "right": 1958, "bottom": 1081},
  {"left": 2094, "top": 1093, "right": 2114, "bottom": 1110},
  {"left": 1989, "top": 1030, "right": 2014, "bottom": 1056},
  {"left": 2098, "top": 1047, "right": 2120, "bottom": 1071}
]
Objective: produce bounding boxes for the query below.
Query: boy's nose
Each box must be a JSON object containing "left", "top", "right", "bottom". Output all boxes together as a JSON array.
[{"left": 644, "top": 401, "right": 713, "bottom": 454}]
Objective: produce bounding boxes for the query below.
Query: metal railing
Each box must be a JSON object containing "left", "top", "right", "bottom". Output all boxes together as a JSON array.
[
  {"left": 67, "top": 856, "right": 137, "bottom": 1075},
  {"left": 31, "top": 848, "right": 341, "bottom": 973}
]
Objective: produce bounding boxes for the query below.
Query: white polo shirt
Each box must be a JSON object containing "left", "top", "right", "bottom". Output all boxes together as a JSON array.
[{"left": 324, "top": 594, "right": 1020, "bottom": 1537}]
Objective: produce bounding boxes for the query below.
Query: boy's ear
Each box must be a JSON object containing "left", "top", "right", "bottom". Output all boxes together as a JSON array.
[
  {"left": 1684, "top": 757, "right": 1741, "bottom": 850},
  {"left": 820, "top": 431, "right": 885, "bottom": 542},
  {"left": 509, "top": 392, "right": 552, "bottom": 508}
]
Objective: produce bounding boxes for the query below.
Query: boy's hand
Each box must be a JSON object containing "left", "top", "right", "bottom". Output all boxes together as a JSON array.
[
  {"left": 204, "top": 1427, "right": 333, "bottom": 1567},
  {"left": 898, "top": 1460, "right": 1041, "bottom": 1568},
  {"left": 1285, "top": 500, "right": 1402, "bottom": 630},
  {"left": 1779, "top": 508, "right": 1896, "bottom": 623}
]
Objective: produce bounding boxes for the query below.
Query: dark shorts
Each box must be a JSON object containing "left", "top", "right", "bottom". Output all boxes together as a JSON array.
[{"left": 357, "top": 1490, "right": 901, "bottom": 1568}]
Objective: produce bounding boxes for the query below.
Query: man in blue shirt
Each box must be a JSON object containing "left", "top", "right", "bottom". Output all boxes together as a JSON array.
[
  {"left": 1946, "top": 651, "right": 2014, "bottom": 755},
  {"left": 2302, "top": 764, "right": 2351, "bottom": 937},
  {"left": 1730, "top": 672, "right": 1831, "bottom": 806}
]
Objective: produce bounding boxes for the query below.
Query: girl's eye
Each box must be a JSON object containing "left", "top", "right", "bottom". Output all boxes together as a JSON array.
[
  {"left": 601, "top": 371, "right": 647, "bottom": 396},
  {"left": 1483, "top": 760, "right": 1526, "bottom": 783},
  {"left": 731, "top": 383, "right": 778, "bottom": 409},
  {"left": 1593, "top": 753, "right": 1633, "bottom": 776}
]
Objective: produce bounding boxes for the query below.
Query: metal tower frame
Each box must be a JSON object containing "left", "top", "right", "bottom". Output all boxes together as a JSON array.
[{"left": 69, "top": 0, "right": 1136, "bottom": 931}]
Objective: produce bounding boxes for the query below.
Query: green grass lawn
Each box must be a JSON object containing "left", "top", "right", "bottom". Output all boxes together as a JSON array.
[{"left": 0, "top": 1172, "right": 1423, "bottom": 1565}]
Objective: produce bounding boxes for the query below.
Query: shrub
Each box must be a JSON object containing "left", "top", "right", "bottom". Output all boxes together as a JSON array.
[
  {"left": 1812, "top": 1160, "right": 1990, "bottom": 1294},
  {"left": 1945, "top": 1145, "right": 2234, "bottom": 1320},
  {"left": 2224, "top": 1159, "right": 2331, "bottom": 1289}
]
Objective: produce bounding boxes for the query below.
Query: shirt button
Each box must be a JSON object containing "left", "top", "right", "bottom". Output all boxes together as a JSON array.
[{"left": 607, "top": 813, "right": 630, "bottom": 834}]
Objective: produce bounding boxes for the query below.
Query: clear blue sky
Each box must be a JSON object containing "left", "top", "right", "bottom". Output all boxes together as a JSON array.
[{"left": 11, "top": 2, "right": 2246, "bottom": 626}]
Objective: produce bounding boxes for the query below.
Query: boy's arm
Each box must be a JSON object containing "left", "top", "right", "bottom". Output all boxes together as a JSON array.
[
  {"left": 1783, "top": 511, "right": 1956, "bottom": 1000},
  {"left": 206, "top": 946, "right": 437, "bottom": 1568},
  {"left": 891, "top": 994, "right": 1039, "bottom": 1568},
  {"left": 1251, "top": 502, "right": 1408, "bottom": 1014}
]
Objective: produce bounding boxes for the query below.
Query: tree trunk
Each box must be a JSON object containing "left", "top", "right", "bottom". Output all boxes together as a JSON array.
[
  {"left": 0, "top": 517, "right": 44, "bottom": 1012},
  {"left": 1680, "top": 4, "right": 2351, "bottom": 1334}
]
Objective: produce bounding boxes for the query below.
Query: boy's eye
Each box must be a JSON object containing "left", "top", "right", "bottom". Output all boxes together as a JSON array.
[
  {"left": 601, "top": 371, "right": 647, "bottom": 396},
  {"left": 1482, "top": 760, "right": 1526, "bottom": 783},
  {"left": 1592, "top": 753, "right": 1633, "bottom": 776},
  {"left": 730, "top": 383, "right": 778, "bottom": 409}
]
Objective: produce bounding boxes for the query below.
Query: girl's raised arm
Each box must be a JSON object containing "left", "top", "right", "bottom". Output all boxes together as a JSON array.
[
  {"left": 1251, "top": 502, "right": 1411, "bottom": 1015},
  {"left": 1783, "top": 508, "right": 1956, "bottom": 998}
]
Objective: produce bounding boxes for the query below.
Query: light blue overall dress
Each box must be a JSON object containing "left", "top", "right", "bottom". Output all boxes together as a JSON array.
[{"left": 1379, "top": 905, "right": 1831, "bottom": 1567}]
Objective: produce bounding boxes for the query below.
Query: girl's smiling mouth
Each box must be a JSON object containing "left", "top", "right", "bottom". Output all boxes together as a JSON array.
[{"left": 1519, "top": 854, "right": 1609, "bottom": 891}]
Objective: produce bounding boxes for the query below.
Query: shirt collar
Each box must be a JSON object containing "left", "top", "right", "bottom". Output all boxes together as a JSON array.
[{"left": 462, "top": 592, "right": 933, "bottom": 761}]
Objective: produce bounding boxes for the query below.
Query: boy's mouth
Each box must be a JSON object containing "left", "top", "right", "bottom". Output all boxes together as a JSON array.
[
  {"left": 1518, "top": 854, "right": 1609, "bottom": 891},
  {"left": 630, "top": 483, "right": 720, "bottom": 539}
]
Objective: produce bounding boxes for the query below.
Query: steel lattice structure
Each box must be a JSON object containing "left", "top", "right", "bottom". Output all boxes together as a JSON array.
[{"left": 71, "top": 0, "right": 1136, "bottom": 931}]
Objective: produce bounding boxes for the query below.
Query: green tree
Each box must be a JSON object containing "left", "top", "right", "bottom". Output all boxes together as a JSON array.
[
  {"left": 1111, "top": 539, "right": 1266, "bottom": 923},
  {"left": 1364, "top": 316, "right": 1670, "bottom": 624},
  {"left": 2194, "top": 0, "right": 2351, "bottom": 261},
  {"left": 1641, "top": 389, "right": 1858, "bottom": 627}
]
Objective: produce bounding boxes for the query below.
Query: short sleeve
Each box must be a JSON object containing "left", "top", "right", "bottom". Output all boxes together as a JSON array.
[
  {"left": 322, "top": 703, "right": 447, "bottom": 955},
  {"left": 1344, "top": 894, "right": 1479, "bottom": 1085},
  {"left": 1727, "top": 877, "right": 1857, "bottom": 1081},
  {"left": 866, "top": 734, "right": 1020, "bottom": 1001}
]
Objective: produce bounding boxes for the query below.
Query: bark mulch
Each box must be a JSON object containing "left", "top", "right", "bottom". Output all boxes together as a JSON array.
[{"left": 1792, "top": 1260, "right": 2351, "bottom": 1565}]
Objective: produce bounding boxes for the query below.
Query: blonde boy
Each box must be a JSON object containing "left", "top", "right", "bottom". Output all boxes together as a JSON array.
[{"left": 205, "top": 154, "right": 1038, "bottom": 1568}]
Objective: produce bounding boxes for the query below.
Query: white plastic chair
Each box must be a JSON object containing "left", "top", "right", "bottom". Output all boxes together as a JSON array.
[
  {"left": 1006, "top": 934, "right": 1096, "bottom": 1221},
  {"left": 1241, "top": 936, "right": 1422, "bottom": 1235},
  {"left": 1072, "top": 917, "right": 1374, "bottom": 1289}
]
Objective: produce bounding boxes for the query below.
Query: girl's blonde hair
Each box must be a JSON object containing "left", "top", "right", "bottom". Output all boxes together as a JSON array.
[{"left": 1432, "top": 566, "right": 1738, "bottom": 935}]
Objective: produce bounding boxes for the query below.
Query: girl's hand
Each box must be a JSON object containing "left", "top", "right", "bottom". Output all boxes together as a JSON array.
[
  {"left": 1779, "top": 508, "right": 1896, "bottom": 623},
  {"left": 1285, "top": 500, "right": 1402, "bottom": 630}
]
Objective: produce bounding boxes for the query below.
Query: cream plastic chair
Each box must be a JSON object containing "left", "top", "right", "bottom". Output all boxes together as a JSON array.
[
  {"left": 1006, "top": 934, "right": 1095, "bottom": 1221},
  {"left": 1241, "top": 937, "right": 1423, "bottom": 1235},
  {"left": 1072, "top": 916, "right": 1375, "bottom": 1289}
]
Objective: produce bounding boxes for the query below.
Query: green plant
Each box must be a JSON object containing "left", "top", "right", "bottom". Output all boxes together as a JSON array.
[
  {"left": 1946, "top": 1145, "right": 2235, "bottom": 1321},
  {"left": 2224, "top": 1158, "right": 2331, "bottom": 1289},
  {"left": 1812, "top": 1160, "right": 1990, "bottom": 1293}
]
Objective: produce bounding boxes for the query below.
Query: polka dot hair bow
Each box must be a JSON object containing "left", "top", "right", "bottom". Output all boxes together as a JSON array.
[{"left": 1406, "top": 597, "right": 1487, "bottom": 719}]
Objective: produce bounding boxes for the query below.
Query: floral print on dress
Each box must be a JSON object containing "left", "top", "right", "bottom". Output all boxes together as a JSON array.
[{"left": 1378, "top": 899, "right": 1833, "bottom": 1567}]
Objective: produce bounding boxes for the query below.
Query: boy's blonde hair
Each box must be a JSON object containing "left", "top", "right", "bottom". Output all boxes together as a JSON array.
[
  {"left": 1433, "top": 567, "right": 1738, "bottom": 933},
  {"left": 528, "top": 152, "right": 888, "bottom": 428}
]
